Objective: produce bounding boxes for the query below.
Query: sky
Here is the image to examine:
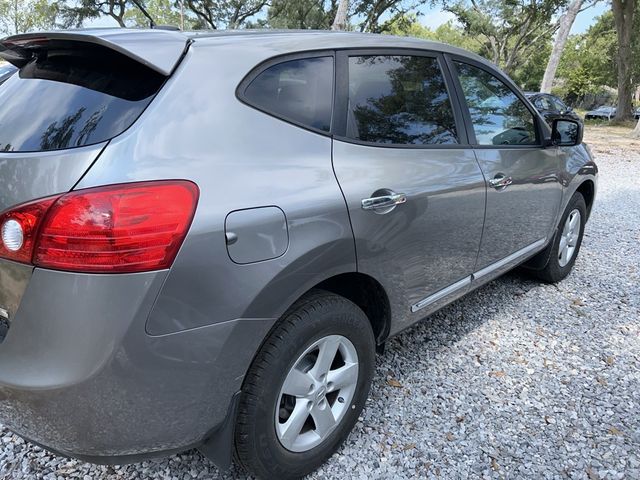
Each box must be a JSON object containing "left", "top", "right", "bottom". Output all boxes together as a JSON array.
[
  {"left": 88, "top": 2, "right": 610, "bottom": 35},
  {"left": 418, "top": 3, "right": 608, "bottom": 34}
]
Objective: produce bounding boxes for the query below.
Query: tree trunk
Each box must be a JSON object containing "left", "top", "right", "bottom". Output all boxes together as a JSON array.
[
  {"left": 633, "top": 117, "right": 640, "bottom": 137},
  {"left": 331, "top": 0, "right": 349, "bottom": 31},
  {"left": 541, "top": 0, "right": 584, "bottom": 93},
  {"left": 612, "top": 0, "right": 636, "bottom": 120}
]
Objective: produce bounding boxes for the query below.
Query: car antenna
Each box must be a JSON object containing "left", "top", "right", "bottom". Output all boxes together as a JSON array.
[{"left": 130, "top": 0, "right": 156, "bottom": 28}]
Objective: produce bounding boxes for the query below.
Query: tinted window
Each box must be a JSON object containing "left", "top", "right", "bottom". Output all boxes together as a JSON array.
[
  {"left": 346, "top": 56, "right": 458, "bottom": 145},
  {"left": 534, "top": 96, "right": 553, "bottom": 111},
  {"left": 549, "top": 96, "right": 567, "bottom": 112},
  {"left": 243, "top": 57, "right": 333, "bottom": 132},
  {"left": 455, "top": 62, "right": 537, "bottom": 146},
  {"left": 0, "top": 44, "right": 164, "bottom": 152}
]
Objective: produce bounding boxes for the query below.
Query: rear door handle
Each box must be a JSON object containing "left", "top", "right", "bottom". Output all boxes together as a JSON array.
[
  {"left": 361, "top": 191, "right": 407, "bottom": 212},
  {"left": 489, "top": 174, "right": 513, "bottom": 190}
]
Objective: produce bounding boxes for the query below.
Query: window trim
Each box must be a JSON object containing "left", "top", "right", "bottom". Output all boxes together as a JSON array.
[
  {"left": 445, "top": 54, "right": 546, "bottom": 149},
  {"left": 235, "top": 50, "right": 336, "bottom": 137},
  {"left": 333, "top": 48, "right": 470, "bottom": 150}
]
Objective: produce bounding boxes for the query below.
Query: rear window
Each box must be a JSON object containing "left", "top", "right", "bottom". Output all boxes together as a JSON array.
[
  {"left": 241, "top": 56, "right": 333, "bottom": 132},
  {"left": 0, "top": 43, "right": 165, "bottom": 152}
]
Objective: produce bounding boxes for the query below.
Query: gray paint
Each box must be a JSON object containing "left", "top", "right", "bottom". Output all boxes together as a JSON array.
[
  {"left": 332, "top": 141, "right": 486, "bottom": 336},
  {"left": 473, "top": 147, "right": 562, "bottom": 270},
  {"left": 0, "top": 29, "right": 597, "bottom": 465},
  {"left": 225, "top": 206, "right": 289, "bottom": 264},
  {"left": 0, "top": 268, "right": 274, "bottom": 455},
  {"left": 0, "top": 142, "right": 106, "bottom": 211},
  {"left": 0, "top": 260, "right": 32, "bottom": 327},
  {"left": 1, "top": 29, "right": 188, "bottom": 75}
]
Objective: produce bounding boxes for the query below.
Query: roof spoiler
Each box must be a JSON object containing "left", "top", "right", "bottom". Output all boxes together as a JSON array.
[{"left": 0, "top": 29, "right": 190, "bottom": 76}]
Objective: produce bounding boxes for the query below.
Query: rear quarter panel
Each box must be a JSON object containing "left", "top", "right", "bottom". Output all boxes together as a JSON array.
[{"left": 75, "top": 42, "right": 356, "bottom": 335}]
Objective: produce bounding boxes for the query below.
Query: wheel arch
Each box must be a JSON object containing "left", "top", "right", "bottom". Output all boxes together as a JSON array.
[
  {"left": 315, "top": 272, "right": 391, "bottom": 346},
  {"left": 576, "top": 179, "right": 595, "bottom": 220}
]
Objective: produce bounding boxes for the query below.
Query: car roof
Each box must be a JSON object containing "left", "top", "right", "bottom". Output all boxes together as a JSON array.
[
  {"left": 1, "top": 28, "right": 498, "bottom": 76},
  {"left": 186, "top": 29, "right": 488, "bottom": 60}
]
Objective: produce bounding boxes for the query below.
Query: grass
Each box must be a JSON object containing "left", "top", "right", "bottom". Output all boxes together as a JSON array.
[{"left": 583, "top": 123, "right": 640, "bottom": 153}]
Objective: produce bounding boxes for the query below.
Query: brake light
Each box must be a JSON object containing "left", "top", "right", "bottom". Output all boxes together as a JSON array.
[
  {"left": 0, "top": 181, "right": 199, "bottom": 273},
  {"left": 0, "top": 196, "right": 58, "bottom": 263}
]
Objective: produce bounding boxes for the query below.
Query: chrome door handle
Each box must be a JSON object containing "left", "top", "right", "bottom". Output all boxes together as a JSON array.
[
  {"left": 489, "top": 175, "right": 513, "bottom": 190},
  {"left": 361, "top": 192, "right": 407, "bottom": 211}
]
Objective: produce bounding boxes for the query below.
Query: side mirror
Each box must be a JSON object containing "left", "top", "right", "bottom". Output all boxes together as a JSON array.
[{"left": 552, "top": 119, "right": 583, "bottom": 146}]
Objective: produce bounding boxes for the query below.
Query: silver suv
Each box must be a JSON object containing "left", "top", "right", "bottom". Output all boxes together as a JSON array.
[{"left": 0, "top": 29, "right": 597, "bottom": 479}]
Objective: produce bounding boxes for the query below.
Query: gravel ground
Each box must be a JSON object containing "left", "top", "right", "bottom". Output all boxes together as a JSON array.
[{"left": 1, "top": 146, "right": 639, "bottom": 479}]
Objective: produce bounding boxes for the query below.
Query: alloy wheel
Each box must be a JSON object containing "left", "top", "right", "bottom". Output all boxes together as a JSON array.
[
  {"left": 275, "top": 335, "right": 359, "bottom": 452},
  {"left": 558, "top": 209, "right": 581, "bottom": 267}
]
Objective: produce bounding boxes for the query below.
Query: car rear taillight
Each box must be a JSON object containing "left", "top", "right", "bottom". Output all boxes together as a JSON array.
[
  {"left": 0, "top": 196, "right": 58, "bottom": 263},
  {"left": 0, "top": 181, "right": 199, "bottom": 273}
]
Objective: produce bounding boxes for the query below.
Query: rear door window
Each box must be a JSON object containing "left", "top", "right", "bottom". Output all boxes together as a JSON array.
[
  {"left": 346, "top": 55, "right": 459, "bottom": 145},
  {"left": 241, "top": 56, "right": 333, "bottom": 132},
  {"left": 0, "top": 43, "right": 165, "bottom": 152}
]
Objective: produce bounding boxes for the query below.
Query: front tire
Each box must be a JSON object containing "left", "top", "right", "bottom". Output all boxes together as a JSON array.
[
  {"left": 234, "top": 290, "right": 375, "bottom": 479},
  {"left": 533, "top": 192, "right": 587, "bottom": 283}
]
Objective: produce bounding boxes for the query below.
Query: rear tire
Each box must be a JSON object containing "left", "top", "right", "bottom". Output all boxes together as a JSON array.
[
  {"left": 532, "top": 192, "right": 587, "bottom": 283},
  {"left": 234, "top": 290, "right": 375, "bottom": 479}
]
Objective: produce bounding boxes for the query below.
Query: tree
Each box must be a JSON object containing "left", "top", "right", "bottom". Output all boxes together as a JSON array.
[
  {"left": 0, "top": 0, "right": 58, "bottom": 35},
  {"left": 266, "top": 0, "right": 337, "bottom": 29},
  {"left": 443, "top": 0, "right": 565, "bottom": 76},
  {"left": 540, "top": 0, "right": 587, "bottom": 92},
  {"left": 385, "top": 14, "right": 481, "bottom": 52},
  {"left": 556, "top": 9, "right": 640, "bottom": 106},
  {"left": 331, "top": 0, "right": 348, "bottom": 30},
  {"left": 125, "top": 0, "right": 193, "bottom": 27},
  {"left": 185, "top": 0, "right": 268, "bottom": 29},
  {"left": 353, "top": 0, "right": 428, "bottom": 32},
  {"left": 611, "top": 0, "right": 636, "bottom": 120},
  {"left": 58, "top": 0, "right": 128, "bottom": 28},
  {"left": 558, "top": 12, "right": 618, "bottom": 87}
]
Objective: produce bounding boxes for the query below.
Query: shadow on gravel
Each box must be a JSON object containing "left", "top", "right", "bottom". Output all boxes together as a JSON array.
[{"left": 382, "top": 270, "right": 544, "bottom": 359}]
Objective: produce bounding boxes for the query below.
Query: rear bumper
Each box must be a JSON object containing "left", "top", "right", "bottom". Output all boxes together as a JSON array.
[{"left": 0, "top": 267, "right": 274, "bottom": 464}]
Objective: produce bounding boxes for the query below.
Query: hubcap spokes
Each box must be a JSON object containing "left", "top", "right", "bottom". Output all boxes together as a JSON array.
[
  {"left": 276, "top": 335, "right": 359, "bottom": 452},
  {"left": 559, "top": 209, "right": 581, "bottom": 267}
]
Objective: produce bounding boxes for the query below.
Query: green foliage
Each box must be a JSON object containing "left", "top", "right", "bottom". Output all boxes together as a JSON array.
[
  {"left": 557, "top": 9, "right": 639, "bottom": 101},
  {"left": 510, "top": 36, "right": 551, "bottom": 90},
  {"left": 265, "top": 0, "right": 337, "bottom": 30},
  {"left": 353, "top": 0, "right": 429, "bottom": 33},
  {"left": 124, "top": 0, "right": 194, "bottom": 28},
  {"left": 385, "top": 13, "right": 550, "bottom": 89},
  {"left": 0, "top": 0, "right": 58, "bottom": 35},
  {"left": 185, "top": 0, "right": 268, "bottom": 29},
  {"left": 58, "top": 0, "right": 128, "bottom": 28},
  {"left": 443, "top": 0, "right": 565, "bottom": 75},
  {"left": 385, "top": 14, "right": 480, "bottom": 51}
]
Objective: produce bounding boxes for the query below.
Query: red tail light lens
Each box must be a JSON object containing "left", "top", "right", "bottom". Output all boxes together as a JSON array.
[
  {"left": 0, "top": 181, "right": 199, "bottom": 273},
  {"left": 0, "top": 197, "right": 58, "bottom": 263}
]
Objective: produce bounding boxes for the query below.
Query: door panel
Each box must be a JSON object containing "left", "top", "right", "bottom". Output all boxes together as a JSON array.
[
  {"left": 331, "top": 52, "right": 486, "bottom": 330},
  {"left": 473, "top": 148, "right": 561, "bottom": 269},
  {"left": 451, "top": 59, "right": 563, "bottom": 269},
  {"left": 333, "top": 141, "right": 486, "bottom": 325}
]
